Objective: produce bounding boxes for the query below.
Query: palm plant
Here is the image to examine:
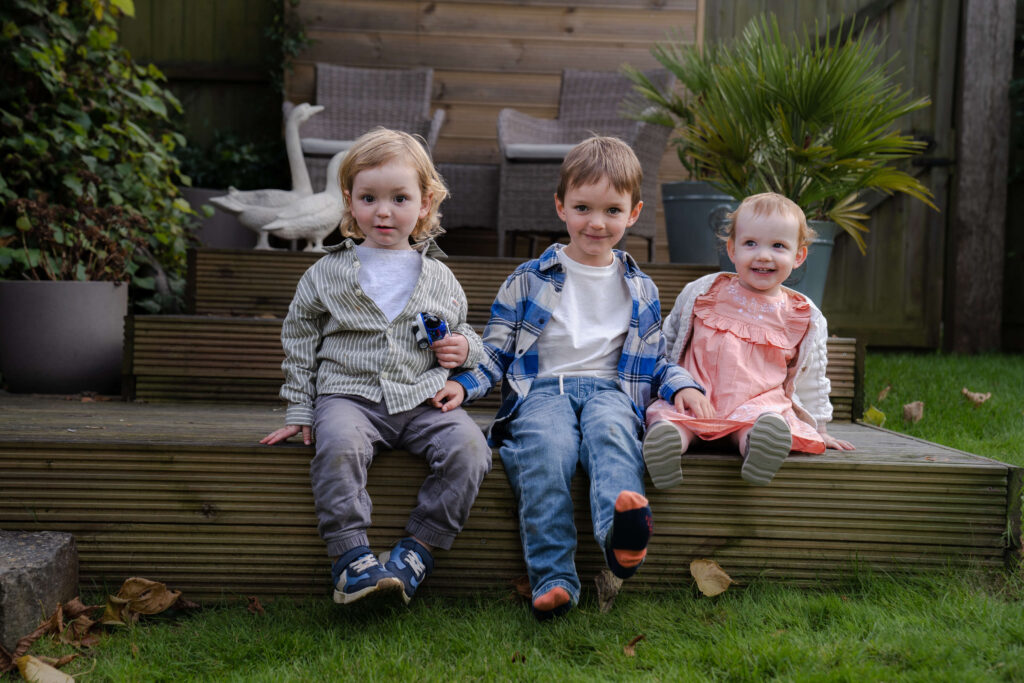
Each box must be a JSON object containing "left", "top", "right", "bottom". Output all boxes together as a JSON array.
[{"left": 625, "top": 14, "right": 936, "bottom": 253}]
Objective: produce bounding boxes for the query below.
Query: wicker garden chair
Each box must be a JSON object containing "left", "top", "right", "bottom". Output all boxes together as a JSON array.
[
  {"left": 297, "top": 64, "right": 446, "bottom": 191},
  {"left": 495, "top": 68, "right": 674, "bottom": 261}
]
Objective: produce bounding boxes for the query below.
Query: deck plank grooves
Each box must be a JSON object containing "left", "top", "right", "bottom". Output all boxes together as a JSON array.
[{"left": 1, "top": 393, "right": 1019, "bottom": 600}]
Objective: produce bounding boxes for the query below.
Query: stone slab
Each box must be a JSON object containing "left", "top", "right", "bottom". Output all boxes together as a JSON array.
[{"left": 0, "top": 531, "right": 78, "bottom": 653}]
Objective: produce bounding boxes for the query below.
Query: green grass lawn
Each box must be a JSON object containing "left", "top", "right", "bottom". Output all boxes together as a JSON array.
[
  {"left": 863, "top": 352, "right": 1024, "bottom": 468},
  {"left": 18, "top": 352, "right": 1024, "bottom": 682}
]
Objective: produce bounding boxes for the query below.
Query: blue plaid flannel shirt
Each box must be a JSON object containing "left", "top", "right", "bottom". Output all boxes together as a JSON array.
[{"left": 452, "top": 244, "right": 703, "bottom": 445}]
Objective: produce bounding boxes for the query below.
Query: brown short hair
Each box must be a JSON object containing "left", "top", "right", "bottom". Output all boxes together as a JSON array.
[
  {"left": 338, "top": 128, "right": 449, "bottom": 243},
  {"left": 556, "top": 136, "right": 643, "bottom": 207},
  {"left": 724, "top": 192, "right": 816, "bottom": 248}
]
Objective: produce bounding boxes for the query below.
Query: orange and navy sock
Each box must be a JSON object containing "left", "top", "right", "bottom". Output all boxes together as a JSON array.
[{"left": 604, "top": 490, "right": 652, "bottom": 579}]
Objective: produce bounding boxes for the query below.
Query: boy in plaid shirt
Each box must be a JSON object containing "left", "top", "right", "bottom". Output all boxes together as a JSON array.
[{"left": 434, "top": 137, "right": 704, "bottom": 619}]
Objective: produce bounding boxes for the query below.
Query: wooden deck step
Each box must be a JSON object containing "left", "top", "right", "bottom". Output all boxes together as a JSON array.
[
  {"left": 0, "top": 394, "right": 1018, "bottom": 602},
  {"left": 124, "top": 313, "right": 860, "bottom": 421},
  {"left": 187, "top": 248, "right": 718, "bottom": 321}
]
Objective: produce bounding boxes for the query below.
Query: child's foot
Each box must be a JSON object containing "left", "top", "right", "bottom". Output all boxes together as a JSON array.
[
  {"left": 379, "top": 537, "right": 434, "bottom": 605},
  {"left": 531, "top": 586, "right": 572, "bottom": 621},
  {"left": 332, "top": 546, "right": 404, "bottom": 605},
  {"left": 603, "top": 490, "right": 652, "bottom": 579},
  {"left": 642, "top": 421, "right": 684, "bottom": 489},
  {"left": 741, "top": 412, "right": 791, "bottom": 486}
]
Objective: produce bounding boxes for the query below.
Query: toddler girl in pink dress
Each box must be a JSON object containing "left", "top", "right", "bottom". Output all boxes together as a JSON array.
[{"left": 644, "top": 192, "right": 854, "bottom": 488}]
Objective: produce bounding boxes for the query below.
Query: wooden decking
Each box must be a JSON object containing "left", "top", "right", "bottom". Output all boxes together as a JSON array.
[
  {"left": 1, "top": 393, "right": 1019, "bottom": 601},
  {"left": 2, "top": 247, "right": 1019, "bottom": 602}
]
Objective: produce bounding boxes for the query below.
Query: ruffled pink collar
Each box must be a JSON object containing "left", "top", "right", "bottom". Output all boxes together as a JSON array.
[{"left": 692, "top": 274, "right": 811, "bottom": 348}]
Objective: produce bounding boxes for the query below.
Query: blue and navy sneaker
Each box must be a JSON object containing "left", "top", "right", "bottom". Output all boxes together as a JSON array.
[
  {"left": 332, "top": 546, "right": 403, "bottom": 605},
  {"left": 379, "top": 537, "right": 434, "bottom": 604}
]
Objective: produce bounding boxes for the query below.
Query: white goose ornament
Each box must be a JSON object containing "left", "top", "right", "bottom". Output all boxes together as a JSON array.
[
  {"left": 209, "top": 102, "right": 324, "bottom": 249},
  {"left": 262, "top": 150, "right": 347, "bottom": 252}
]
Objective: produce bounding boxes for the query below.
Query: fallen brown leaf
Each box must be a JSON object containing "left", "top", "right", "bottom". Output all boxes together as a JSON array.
[
  {"left": 877, "top": 384, "right": 892, "bottom": 402},
  {"left": 623, "top": 634, "right": 646, "bottom": 657},
  {"left": 902, "top": 401, "right": 924, "bottom": 423},
  {"left": 510, "top": 575, "right": 532, "bottom": 601},
  {"left": 60, "top": 615, "right": 96, "bottom": 645},
  {"left": 962, "top": 387, "right": 991, "bottom": 405},
  {"left": 15, "top": 655, "right": 74, "bottom": 683},
  {"left": 247, "top": 596, "right": 265, "bottom": 616},
  {"left": 101, "top": 577, "right": 186, "bottom": 626},
  {"left": 35, "top": 655, "right": 82, "bottom": 670},
  {"left": 690, "top": 559, "right": 734, "bottom": 597},
  {"left": 61, "top": 598, "right": 100, "bottom": 621},
  {"left": 594, "top": 569, "right": 624, "bottom": 614}
]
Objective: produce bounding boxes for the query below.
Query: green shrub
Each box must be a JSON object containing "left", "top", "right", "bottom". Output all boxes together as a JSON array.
[{"left": 0, "top": 0, "right": 196, "bottom": 312}]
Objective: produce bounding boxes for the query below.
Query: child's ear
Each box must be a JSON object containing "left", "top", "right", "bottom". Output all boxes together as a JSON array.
[
  {"left": 726, "top": 237, "right": 735, "bottom": 262},
  {"left": 419, "top": 191, "right": 432, "bottom": 219},
  {"left": 794, "top": 244, "right": 808, "bottom": 267},
  {"left": 554, "top": 193, "right": 566, "bottom": 221},
  {"left": 627, "top": 201, "right": 643, "bottom": 226}
]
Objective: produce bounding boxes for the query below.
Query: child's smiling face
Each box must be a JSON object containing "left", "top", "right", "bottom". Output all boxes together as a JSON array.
[
  {"left": 727, "top": 206, "right": 808, "bottom": 297},
  {"left": 344, "top": 160, "right": 430, "bottom": 250},
  {"left": 555, "top": 178, "right": 641, "bottom": 267}
]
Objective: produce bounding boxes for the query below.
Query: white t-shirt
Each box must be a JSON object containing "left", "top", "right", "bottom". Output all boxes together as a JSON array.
[
  {"left": 536, "top": 250, "right": 632, "bottom": 379},
  {"left": 354, "top": 245, "right": 422, "bottom": 322}
]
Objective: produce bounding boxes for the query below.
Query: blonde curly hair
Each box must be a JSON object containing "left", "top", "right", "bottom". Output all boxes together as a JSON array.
[
  {"left": 338, "top": 128, "right": 449, "bottom": 243},
  {"left": 724, "top": 192, "right": 816, "bottom": 249}
]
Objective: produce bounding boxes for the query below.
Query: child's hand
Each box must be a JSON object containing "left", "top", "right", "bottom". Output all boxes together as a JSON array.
[
  {"left": 820, "top": 430, "right": 855, "bottom": 451},
  {"left": 431, "top": 380, "right": 466, "bottom": 412},
  {"left": 261, "top": 424, "right": 312, "bottom": 446},
  {"left": 431, "top": 333, "right": 469, "bottom": 368},
  {"left": 674, "top": 387, "right": 714, "bottom": 419}
]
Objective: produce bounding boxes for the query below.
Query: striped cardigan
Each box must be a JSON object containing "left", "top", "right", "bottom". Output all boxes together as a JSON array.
[{"left": 279, "top": 238, "right": 483, "bottom": 426}]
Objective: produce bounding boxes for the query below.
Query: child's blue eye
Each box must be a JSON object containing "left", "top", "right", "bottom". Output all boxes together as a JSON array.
[
  {"left": 395, "top": 195, "right": 407, "bottom": 204},
  {"left": 360, "top": 194, "right": 375, "bottom": 203},
  {"left": 574, "top": 205, "right": 588, "bottom": 212},
  {"left": 608, "top": 207, "right": 621, "bottom": 215}
]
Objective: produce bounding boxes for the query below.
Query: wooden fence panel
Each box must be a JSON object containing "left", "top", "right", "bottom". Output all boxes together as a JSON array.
[
  {"left": 120, "top": 0, "right": 279, "bottom": 148},
  {"left": 286, "top": 0, "right": 701, "bottom": 258}
]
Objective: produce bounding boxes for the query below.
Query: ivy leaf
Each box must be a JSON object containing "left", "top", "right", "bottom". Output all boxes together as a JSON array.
[
  {"left": 62, "top": 173, "right": 83, "bottom": 196},
  {"left": 110, "top": 0, "right": 136, "bottom": 17}
]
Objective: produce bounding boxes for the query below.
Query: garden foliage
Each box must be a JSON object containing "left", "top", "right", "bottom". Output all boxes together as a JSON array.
[
  {"left": 0, "top": 0, "right": 195, "bottom": 312},
  {"left": 626, "top": 15, "right": 936, "bottom": 253}
]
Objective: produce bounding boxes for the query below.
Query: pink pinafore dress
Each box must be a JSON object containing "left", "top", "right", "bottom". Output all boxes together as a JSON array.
[{"left": 649, "top": 274, "right": 826, "bottom": 453}]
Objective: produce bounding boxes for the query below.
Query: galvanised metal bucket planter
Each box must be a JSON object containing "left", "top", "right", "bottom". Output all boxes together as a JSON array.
[{"left": 662, "top": 181, "right": 738, "bottom": 266}]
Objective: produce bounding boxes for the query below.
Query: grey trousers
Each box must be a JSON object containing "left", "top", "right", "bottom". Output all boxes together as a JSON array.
[{"left": 311, "top": 394, "right": 492, "bottom": 557}]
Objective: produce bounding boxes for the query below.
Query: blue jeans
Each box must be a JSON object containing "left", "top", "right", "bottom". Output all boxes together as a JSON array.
[{"left": 499, "top": 377, "right": 645, "bottom": 605}]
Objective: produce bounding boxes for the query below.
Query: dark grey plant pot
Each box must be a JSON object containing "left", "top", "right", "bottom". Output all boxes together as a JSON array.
[
  {"left": 662, "top": 181, "right": 738, "bottom": 266},
  {"left": 0, "top": 280, "right": 128, "bottom": 395},
  {"left": 180, "top": 187, "right": 257, "bottom": 249},
  {"left": 717, "top": 220, "right": 840, "bottom": 309}
]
